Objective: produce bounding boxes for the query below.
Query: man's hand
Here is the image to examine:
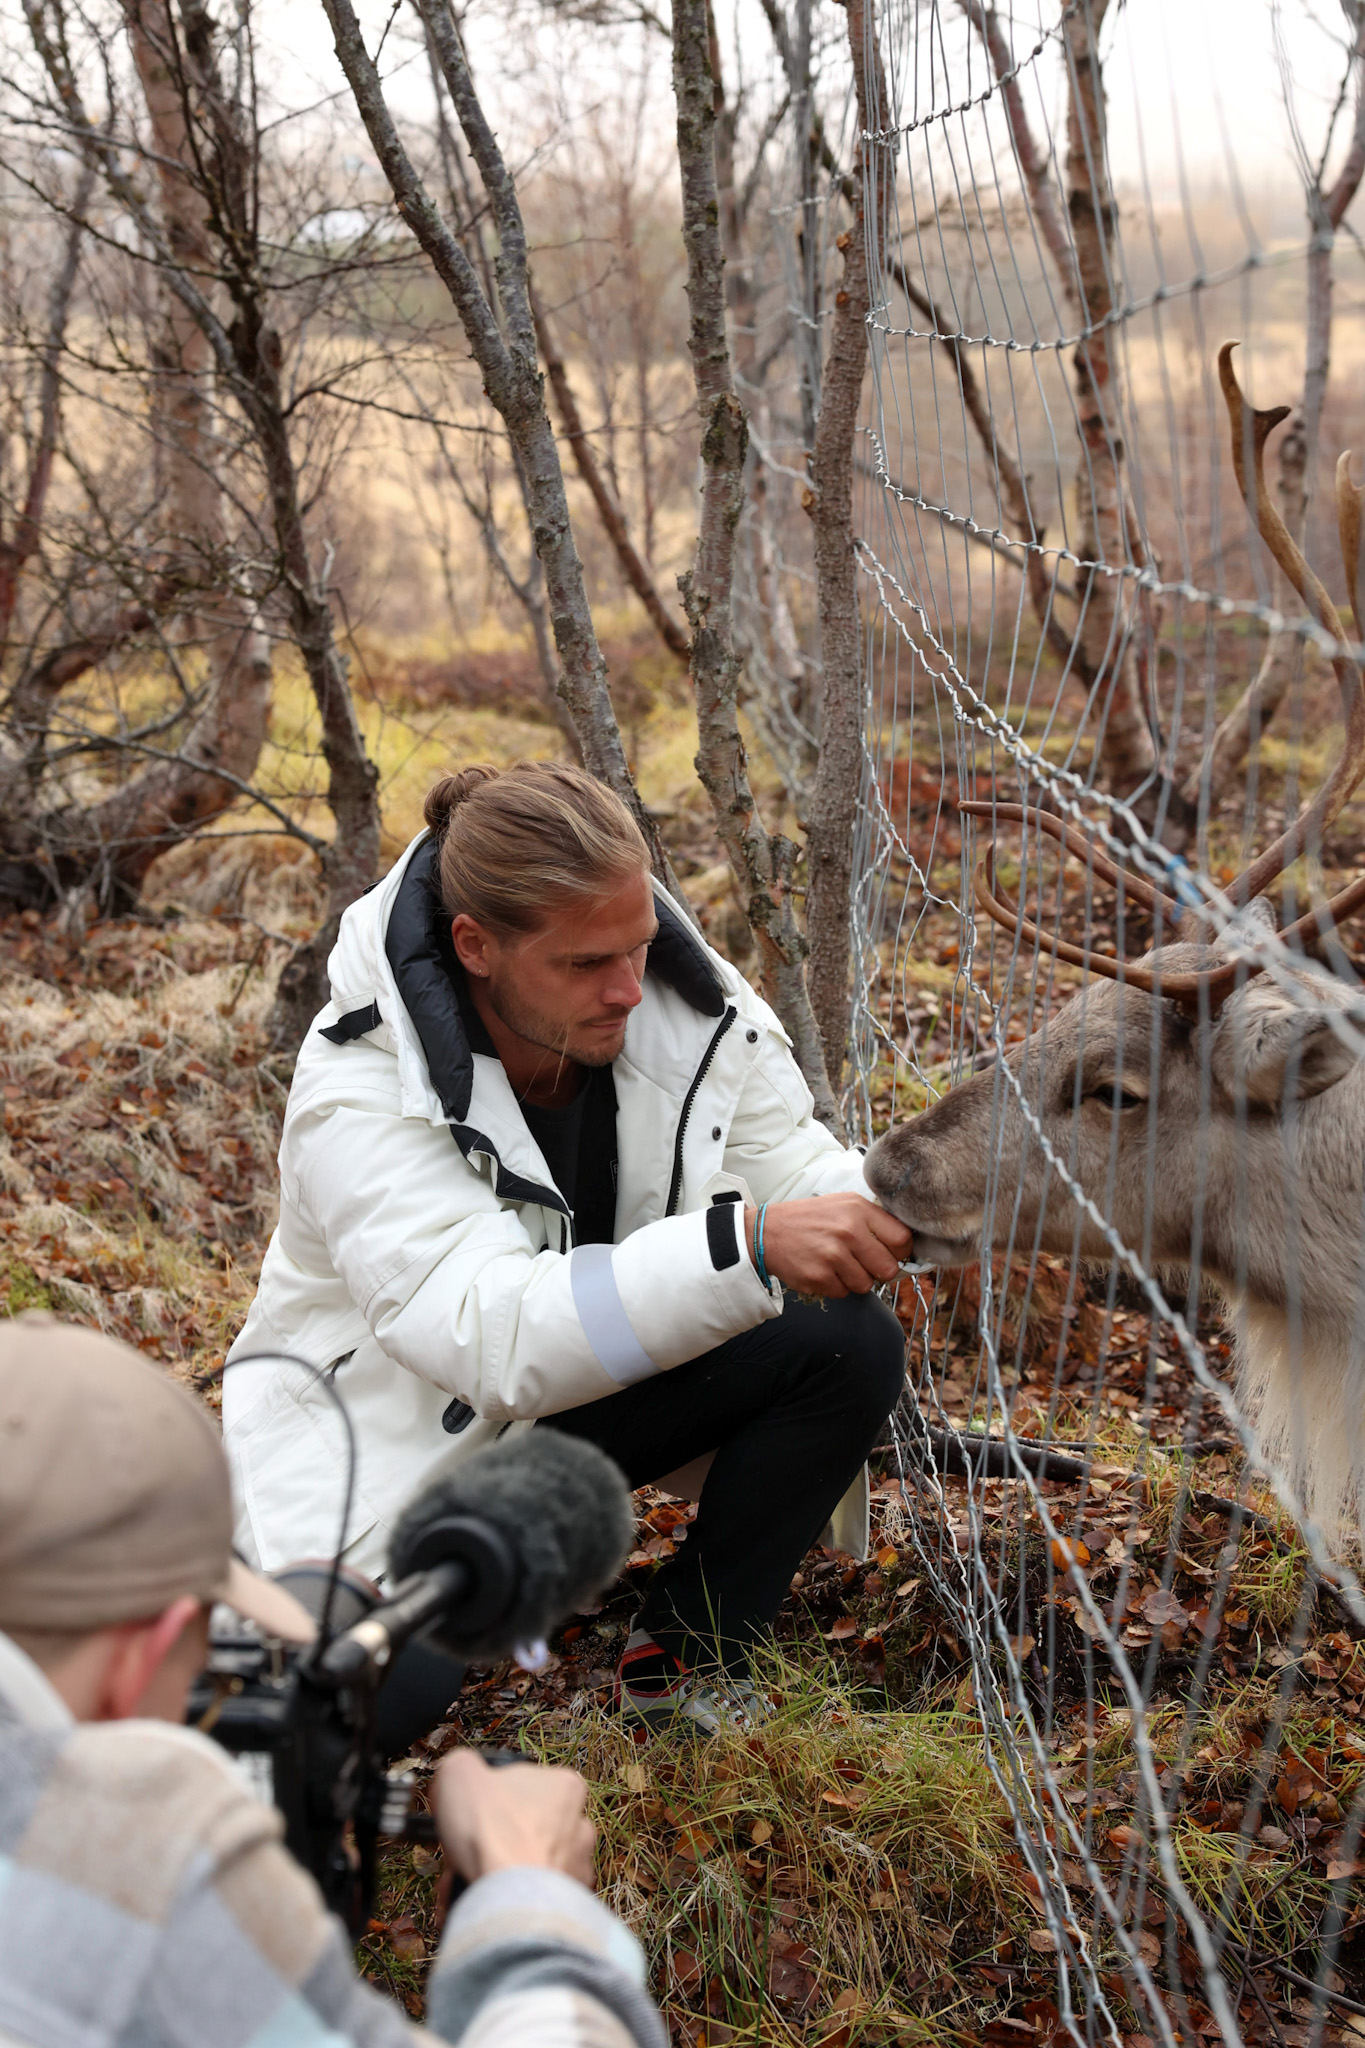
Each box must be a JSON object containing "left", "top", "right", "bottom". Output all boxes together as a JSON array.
[
  {"left": 435, "top": 1750, "right": 597, "bottom": 1888},
  {"left": 745, "top": 1194, "right": 914, "bottom": 1298}
]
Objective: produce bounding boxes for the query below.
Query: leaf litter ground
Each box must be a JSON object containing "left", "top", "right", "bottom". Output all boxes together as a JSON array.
[{"left": 3, "top": 790, "right": 1365, "bottom": 2042}]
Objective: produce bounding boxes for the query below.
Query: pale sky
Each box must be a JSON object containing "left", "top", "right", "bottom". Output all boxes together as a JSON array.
[{"left": 253, "top": 0, "right": 1364, "bottom": 224}]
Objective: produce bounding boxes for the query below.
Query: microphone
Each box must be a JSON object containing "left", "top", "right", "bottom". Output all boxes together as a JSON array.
[{"left": 317, "top": 1430, "right": 633, "bottom": 1682}]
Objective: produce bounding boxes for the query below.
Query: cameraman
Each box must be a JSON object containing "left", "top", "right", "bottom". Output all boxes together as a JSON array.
[{"left": 0, "top": 1320, "right": 664, "bottom": 2048}]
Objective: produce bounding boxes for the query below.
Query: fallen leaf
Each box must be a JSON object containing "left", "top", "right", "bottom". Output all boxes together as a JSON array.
[
  {"left": 1258, "top": 1825, "right": 1291, "bottom": 1851},
  {"left": 826, "top": 1616, "right": 857, "bottom": 1641},
  {"left": 768, "top": 1940, "right": 819, "bottom": 2014},
  {"left": 387, "top": 1912, "right": 425, "bottom": 1962},
  {"left": 1023, "top": 1996, "right": 1067, "bottom": 2045},
  {"left": 1051, "top": 1536, "right": 1091, "bottom": 1569},
  {"left": 876, "top": 1545, "right": 899, "bottom": 1569},
  {"left": 868, "top": 1889, "right": 896, "bottom": 1910},
  {"left": 1139, "top": 1586, "right": 1188, "bottom": 1629},
  {"left": 670, "top": 1947, "right": 704, "bottom": 1996},
  {"left": 1007, "top": 1633, "right": 1036, "bottom": 1660},
  {"left": 410, "top": 1844, "right": 440, "bottom": 1877},
  {"left": 893, "top": 1577, "right": 922, "bottom": 1600},
  {"left": 1108, "top": 1825, "right": 1142, "bottom": 1854},
  {"left": 1028, "top": 1926, "right": 1059, "bottom": 1952},
  {"left": 750, "top": 1817, "right": 774, "bottom": 1846},
  {"left": 820, "top": 1785, "right": 869, "bottom": 1809},
  {"left": 1328, "top": 1855, "right": 1362, "bottom": 1880},
  {"left": 619, "top": 1762, "right": 650, "bottom": 1793},
  {"left": 1135, "top": 1930, "right": 1161, "bottom": 1967},
  {"left": 1274, "top": 1776, "right": 1301, "bottom": 1818}
]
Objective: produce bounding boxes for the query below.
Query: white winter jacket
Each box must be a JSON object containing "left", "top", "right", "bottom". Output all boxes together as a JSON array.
[{"left": 224, "top": 831, "right": 874, "bottom": 1578}]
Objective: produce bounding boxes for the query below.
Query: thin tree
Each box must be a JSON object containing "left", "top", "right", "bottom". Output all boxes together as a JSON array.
[
  {"left": 802, "top": 0, "right": 891, "bottom": 1089},
  {"left": 670, "top": 0, "right": 836, "bottom": 1125},
  {"left": 953, "top": 0, "right": 1161, "bottom": 805},
  {"left": 15, "top": 0, "right": 381, "bottom": 1046},
  {"left": 321, "top": 0, "right": 676, "bottom": 891}
]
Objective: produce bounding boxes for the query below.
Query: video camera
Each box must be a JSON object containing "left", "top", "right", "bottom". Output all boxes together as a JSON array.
[{"left": 188, "top": 1389, "right": 633, "bottom": 1934}]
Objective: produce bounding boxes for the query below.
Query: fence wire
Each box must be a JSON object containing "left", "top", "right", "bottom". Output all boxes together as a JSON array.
[{"left": 848, "top": 3, "right": 1365, "bottom": 2042}]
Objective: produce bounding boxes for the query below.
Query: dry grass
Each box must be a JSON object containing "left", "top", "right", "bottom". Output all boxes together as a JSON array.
[
  {"left": 0, "top": 910, "right": 285, "bottom": 1393},
  {"left": 525, "top": 1652, "right": 1039, "bottom": 2045}
]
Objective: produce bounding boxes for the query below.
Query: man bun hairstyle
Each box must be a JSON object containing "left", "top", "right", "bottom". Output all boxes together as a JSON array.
[{"left": 425, "top": 760, "right": 650, "bottom": 934}]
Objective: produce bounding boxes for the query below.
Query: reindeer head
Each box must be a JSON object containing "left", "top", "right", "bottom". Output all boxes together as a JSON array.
[
  {"left": 865, "top": 909, "right": 1364, "bottom": 1295},
  {"left": 867, "top": 343, "right": 1365, "bottom": 1308}
]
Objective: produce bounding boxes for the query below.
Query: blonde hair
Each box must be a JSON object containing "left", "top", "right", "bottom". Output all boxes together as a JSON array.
[{"left": 423, "top": 762, "right": 650, "bottom": 934}]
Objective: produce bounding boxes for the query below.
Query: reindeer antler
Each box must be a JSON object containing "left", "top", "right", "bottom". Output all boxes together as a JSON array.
[
  {"left": 958, "top": 801, "right": 1185, "bottom": 924},
  {"left": 960, "top": 347, "right": 1365, "bottom": 1014},
  {"left": 1217, "top": 342, "right": 1365, "bottom": 909},
  {"left": 970, "top": 842, "right": 1252, "bottom": 1014}
]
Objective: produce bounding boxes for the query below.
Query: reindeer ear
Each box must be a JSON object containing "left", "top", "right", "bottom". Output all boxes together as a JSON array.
[
  {"left": 1212, "top": 895, "right": 1277, "bottom": 958},
  {"left": 1213, "top": 983, "right": 1362, "bottom": 1105}
]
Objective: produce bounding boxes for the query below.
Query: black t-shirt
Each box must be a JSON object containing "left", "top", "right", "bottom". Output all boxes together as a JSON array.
[{"left": 452, "top": 970, "right": 619, "bottom": 1246}]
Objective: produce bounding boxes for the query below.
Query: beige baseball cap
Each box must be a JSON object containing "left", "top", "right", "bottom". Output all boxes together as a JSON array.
[{"left": 0, "top": 1317, "right": 315, "bottom": 1645}]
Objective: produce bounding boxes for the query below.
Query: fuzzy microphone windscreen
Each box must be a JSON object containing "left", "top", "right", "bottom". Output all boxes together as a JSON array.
[{"left": 387, "top": 1429, "right": 634, "bottom": 1657}]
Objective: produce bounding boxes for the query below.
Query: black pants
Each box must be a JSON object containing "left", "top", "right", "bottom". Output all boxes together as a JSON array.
[{"left": 541, "top": 1292, "right": 906, "bottom": 1676}]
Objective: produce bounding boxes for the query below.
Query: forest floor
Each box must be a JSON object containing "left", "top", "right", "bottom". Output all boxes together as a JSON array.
[{"left": 4, "top": 672, "right": 1365, "bottom": 2045}]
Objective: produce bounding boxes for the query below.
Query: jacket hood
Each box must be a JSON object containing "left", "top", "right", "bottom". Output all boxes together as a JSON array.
[{"left": 326, "top": 831, "right": 728, "bottom": 1131}]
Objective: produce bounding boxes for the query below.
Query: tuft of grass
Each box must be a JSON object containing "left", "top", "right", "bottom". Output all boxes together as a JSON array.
[{"left": 518, "top": 1650, "right": 1038, "bottom": 2044}]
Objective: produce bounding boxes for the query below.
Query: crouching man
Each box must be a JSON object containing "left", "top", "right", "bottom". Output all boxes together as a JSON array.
[
  {"left": 0, "top": 1319, "right": 664, "bottom": 2048},
  {"left": 225, "top": 762, "right": 912, "bottom": 1734}
]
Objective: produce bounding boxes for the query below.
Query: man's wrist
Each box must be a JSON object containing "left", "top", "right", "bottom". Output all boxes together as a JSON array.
[{"left": 745, "top": 1202, "right": 775, "bottom": 1293}]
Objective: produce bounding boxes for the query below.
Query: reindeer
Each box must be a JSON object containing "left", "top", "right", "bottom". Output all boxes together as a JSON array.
[{"left": 866, "top": 344, "right": 1365, "bottom": 1538}]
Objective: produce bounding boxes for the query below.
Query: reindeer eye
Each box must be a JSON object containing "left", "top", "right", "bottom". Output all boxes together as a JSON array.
[{"left": 1088, "top": 1085, "right": 1146, "bottom": 1112}]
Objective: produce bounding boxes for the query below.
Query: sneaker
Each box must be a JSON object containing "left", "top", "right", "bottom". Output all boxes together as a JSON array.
[{"left": 614, "top": 1625, "right": 772, "bottom": 1737}]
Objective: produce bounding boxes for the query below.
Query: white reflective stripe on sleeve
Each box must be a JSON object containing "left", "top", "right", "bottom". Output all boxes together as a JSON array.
[{"left": 569, "top": 1242, "right": 659, "bottom": 1386}]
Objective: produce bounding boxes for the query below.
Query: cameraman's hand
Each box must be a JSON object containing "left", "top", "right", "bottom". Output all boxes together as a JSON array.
[
  {"left": 745, "top": 1194, "right": 914, "bottom": 1297},
  {"left": 434, "top": 1750, "right": 597, "bottom": 1889}
]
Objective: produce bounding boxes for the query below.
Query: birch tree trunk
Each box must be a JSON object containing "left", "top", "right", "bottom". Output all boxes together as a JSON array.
[
  {"left": 803, "top": 0, "right": 889, "bottom": 1087},
  {"left": 21, "top": 0, "right": 379, "bottom": 1034},
  {"left": 671, "top": 0, "right": 837, "bottom": 1126},
  {"left": 0, "top": 163, "right": 93, "bottom": 654},
  {"left": 1062, "top": 0, "right": 1156, "bottom": 798},
  {"left": 322, "top": 0, "right": 677, "bottom": 896},
  {"left": 956, "top": 0, "right": 1160, "bottom": 800},
  {"left": 4, "top": 0, "right": 276, "bottom": 918}
]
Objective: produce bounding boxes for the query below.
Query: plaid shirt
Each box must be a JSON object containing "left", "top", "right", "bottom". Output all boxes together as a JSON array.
[{"left": 0, "top": 1635, "right": 663, "bottom": 2048}]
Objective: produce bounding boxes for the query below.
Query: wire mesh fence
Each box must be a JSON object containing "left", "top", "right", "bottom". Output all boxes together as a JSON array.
[{"left": 849, "top": 3, "right": 1365, "bottom": 2042}]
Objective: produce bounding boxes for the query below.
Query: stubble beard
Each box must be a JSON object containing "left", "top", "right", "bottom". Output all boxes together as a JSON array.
[{"left": 485, "top": 970, "right": 627, "bottom": 1070}]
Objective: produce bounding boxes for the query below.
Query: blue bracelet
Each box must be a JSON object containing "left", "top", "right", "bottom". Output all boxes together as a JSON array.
[{"left": 754, "top": 1201, "right": 773, "bottom": 1293}]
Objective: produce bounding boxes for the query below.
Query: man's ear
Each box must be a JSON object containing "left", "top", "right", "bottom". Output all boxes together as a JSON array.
[
  {"left": 451, "top": 913, "right": 492, "bottom": 978},
  {"left": 99, "top": 1596, "right": 202, "bottom": 1720},
  {"left": 1212, "top": 983, "right": 1363, "bottom": 1106}
]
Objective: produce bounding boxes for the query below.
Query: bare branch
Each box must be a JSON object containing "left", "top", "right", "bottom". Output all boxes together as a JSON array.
[
  {"left": 530, "top": 284, "right": 690, "bottom": 663},
  {"left": 0, "top": 157, "right": 94, "bottom": 650}
]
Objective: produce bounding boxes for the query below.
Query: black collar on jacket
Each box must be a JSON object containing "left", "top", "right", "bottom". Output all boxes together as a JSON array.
[{"left": 383, "top": 837, "right": 725, "bottom": 1125}]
